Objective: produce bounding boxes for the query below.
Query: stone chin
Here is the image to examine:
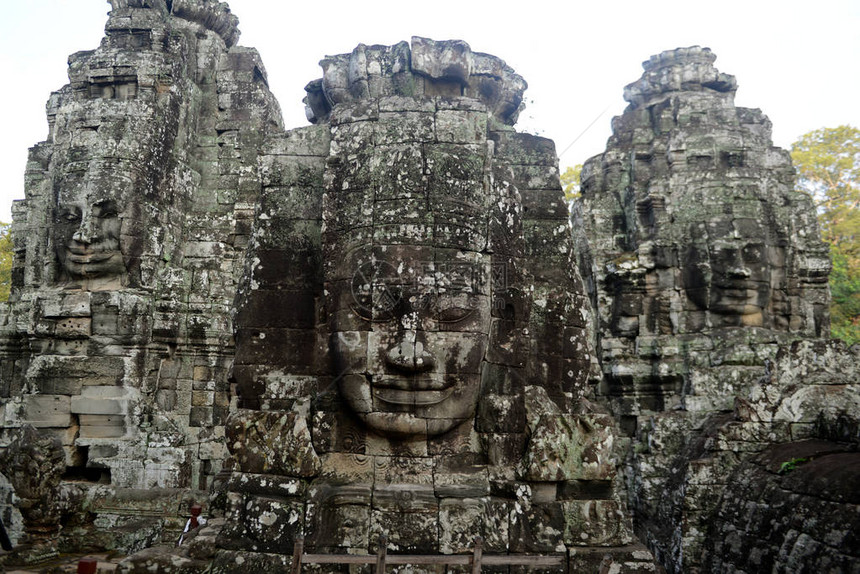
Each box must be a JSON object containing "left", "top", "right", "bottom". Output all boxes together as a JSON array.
[
  {"left": 60, "top": 248, "right": 125, "bottom": 279},
  {"left": 338, "top": 373, "right": 481, "bottom": 438}
]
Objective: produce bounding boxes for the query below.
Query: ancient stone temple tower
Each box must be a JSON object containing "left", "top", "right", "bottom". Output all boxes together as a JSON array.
[
  {"left": 574, "top": 46, "right": 859, "bottom": 572},
  {"left": 575, "top": 46, "right": 830, "bottom": 422},
  {"left": 0, "top": 0, "right": 282, "bottom": 556},
  {"left": 215, "top": 37, "right": 654, "bottom": 572},
  {"left": 0, "top": 2, "right": 658, "bottom": 571},
  {"left": 4, "top": 3, "right": 857, "bottom": 572}
]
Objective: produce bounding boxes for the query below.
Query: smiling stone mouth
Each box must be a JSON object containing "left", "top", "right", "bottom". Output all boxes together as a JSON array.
[
  {"left": 66, "top": 249, "right": 118, "bottom": 263},
  {"left": 712, "top": 286, "right": 764, "bottom": 299},
  {"left": 371, "top": 377, "right": 450, "bottom": 391},
  {"left": 372, "top": 387, "right": 454, "bottom": 406}
]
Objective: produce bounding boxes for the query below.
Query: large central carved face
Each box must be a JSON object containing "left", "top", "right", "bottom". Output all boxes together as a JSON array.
[
  {"left": 330, "top": 243, "right": 491, "bottom": 438},
  {"left": 322, "top": 101, "right": 495, "bottom": 438}
]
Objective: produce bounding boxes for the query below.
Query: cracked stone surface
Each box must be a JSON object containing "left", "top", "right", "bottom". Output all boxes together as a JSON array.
[
  {"left": 221, "top": 34, "right": 641, "bottom": 568},
  {"left": 0, "top": 0, "right": 281, "bottom": 555},
  {"left": 573, "top": 46, "right": 857, "bottom": 573},
  {"left": 1, "top": 5, "right": 855, "bottom": 574},
  {"left": 0, "top": 4, "right": 647, "bottom": 569}
]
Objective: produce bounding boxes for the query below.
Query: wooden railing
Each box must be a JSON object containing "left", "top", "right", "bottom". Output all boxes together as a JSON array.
[{"left": 290, "top": 535, "right": 564, "bottom": 573}]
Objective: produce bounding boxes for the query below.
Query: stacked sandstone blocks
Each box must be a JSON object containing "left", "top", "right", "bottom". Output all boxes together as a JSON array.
[
  {"left": 574, "top": 46, "right": 857, "bottom": 572},
  {"left": 0, "top": 3, "right": 657, "bottom": 571},
  {"left": 0, "top": 0, "right": 282, "bottom": 553},
  {"left": 217, "top": 36, "right": 653, "bottom": 572}
]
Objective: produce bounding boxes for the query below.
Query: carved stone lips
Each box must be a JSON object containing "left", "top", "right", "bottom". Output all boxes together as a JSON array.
[
  {"left": 371, "top": 377, "right": 454, "bottom": 406},
  {"left": 371, "top": 377, "right": 450, "bottom": 391},
  {"left": 66, "top": 248, "right": 118, "bottom": 263},
  {"left": 713, "top": 285, "right": 765, "bottom": 298},
  {"left": 372, "top": 387, "right": 454, "bottom": 407}
]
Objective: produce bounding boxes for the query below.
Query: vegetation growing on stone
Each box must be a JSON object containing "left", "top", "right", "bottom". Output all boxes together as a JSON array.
[{"left": 778, "top": 456, "right": 808, "bottom": 474}]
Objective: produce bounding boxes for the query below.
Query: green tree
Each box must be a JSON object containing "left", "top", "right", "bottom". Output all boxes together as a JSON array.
[
  {"left": 561, "top": 164, "right": 582, "bottom": 203},
  {"left": 791, "top": 125, "right": 860, "bottom": 344},
  {"left": 0, "top": 223, "right": 12, "bottom": 302}
]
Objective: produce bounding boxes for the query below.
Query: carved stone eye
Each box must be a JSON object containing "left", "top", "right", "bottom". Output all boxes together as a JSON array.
[
  {"left": 93, "top": 200, "right": 119, "bottom": 218},
  {"left": 56, "top": 207, "right": 81, "bottom": 223}
]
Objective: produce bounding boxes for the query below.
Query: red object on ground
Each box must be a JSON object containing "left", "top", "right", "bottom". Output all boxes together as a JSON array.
[
  {"left": 78, "top": 557, "right": 98, "bottom": 574},
  {"left": 190, "top": 504, "right": 202, "bottom": 529}
]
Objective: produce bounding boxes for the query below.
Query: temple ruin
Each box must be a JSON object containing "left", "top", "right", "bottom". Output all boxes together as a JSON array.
[
  {"left": 0, "top": 2, "right": 857, "bottom": 573},
  {"left": 574, "top": 46, "right": 859, "bottom": 572}
]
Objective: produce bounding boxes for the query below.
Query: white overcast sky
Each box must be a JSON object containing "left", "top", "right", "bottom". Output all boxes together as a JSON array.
[{"left": 1, "top": 0, "right": 858, "bottom": 222}]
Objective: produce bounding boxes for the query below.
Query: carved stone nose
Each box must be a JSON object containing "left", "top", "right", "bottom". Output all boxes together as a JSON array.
[
  {"left": 386, "top": 339, "right": 435, "bottom": 373},
  {"left": 73, "top": 214, "right": 98, "bottom": 244}
]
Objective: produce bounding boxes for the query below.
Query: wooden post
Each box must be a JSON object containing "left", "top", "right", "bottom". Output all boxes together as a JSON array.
[
  {"left": 471, "top": 536, "right": 483, "bottom": 574},
  {"left": 375, "top": 534, "right": 388, "bottom": 574},
  {"left": 290, "top": 536, "right": 305, "bottom": 574}
]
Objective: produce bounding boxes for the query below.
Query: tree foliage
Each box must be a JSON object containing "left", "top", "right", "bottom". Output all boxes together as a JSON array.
[
  {"left": 791, "top": 125, "right": 860, "bottom": 344},
  {"left": 0, "top": 223, "right": 11, "bottom": 302},
  {"left": 561, "top": 164, "right": 582, "bottom": 203}
]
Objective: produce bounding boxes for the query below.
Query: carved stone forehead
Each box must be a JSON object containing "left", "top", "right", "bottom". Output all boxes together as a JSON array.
[
  {"left": 322, "top": 100, "right": 498, "bottom": 254},
  {"left": 54, "top": 159, "right": 138, "bottom": 203},
  {"left": 316, "top": 38, "right": 531, "bottom": 280},
  {"left": 335, "top": 244, "right": 490, "bottom": 292}
]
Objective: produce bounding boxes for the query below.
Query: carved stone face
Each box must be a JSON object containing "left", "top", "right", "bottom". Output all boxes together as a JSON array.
[
  {"left": 330, "top": 245, "right": 491, "bottom": 437},
  {"left": 683, "top": 219, "right": 772, "bottom": 325},
  {"left": 54, "top": 183, "right": 126, "bottom": 280}
]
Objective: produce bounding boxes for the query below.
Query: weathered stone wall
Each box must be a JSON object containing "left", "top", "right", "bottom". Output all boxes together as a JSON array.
[
  {"left": 209, "top": 37, "right": 657, "bottom": 572},
  {"left": 0, "top": 0, "right": 282, "bottom": 552},
  {"left": 574, "top": 46, "right": 830, "bottom": 424},
  {"left": 573, "top": 46, "right": 857, "bottom": 573},
  {"left": 0, "top": 10, "right": 659, "bottom": 569},
  {"left": 701, "top": 439, "right": 860, "bottom": 573},
  {"left": 3, "top": 4, "right": 856, "bottom": 572},
  {"left": 699, "top": 340, "right": 860, "bottom": 573}
]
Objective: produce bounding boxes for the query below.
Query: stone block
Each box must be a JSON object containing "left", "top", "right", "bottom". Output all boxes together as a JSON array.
[
  {"left": 37, "top": 292, "right": 91, "bottom": 317},
  {"left": 53, "top": 317, "right": 92, "bottom": 338},
  {"left": 70, "top": 397, "right": 124, "bottom": 415},
  {"left": 476, "top": 392, "right": 525, "bottom": 433},
  {"left": 21, "top": 395, "right": 72, "bottom": 427},
  {"left": 369, "top": 507, "right": 439, "bottom": 553},
  {"left": 509, "top": 501, "right": 565, "bottom": 553},
  {"left": 78, "top": 423, "right": 126, "bottom": 439},
  {"left": 225, "top": 410, "right": 321, "bottom": 477},
  {"left": 305, "top": 500, "right": 370, "bottom": 550},
  {"left": 189, "top": 406, "right": 213, "bottom": 426},
  {"left": 562, "top": 499, "right": 633, "bottom": 547},
  {"left": 27, "top": 355, "right": 126, "bottom": 392},
  {"left": 192, "top": 390, "right": 215, "bottom": 407},
  {"left": 217, "top": 495, "right": 304, "bottom": 553},
  {"left": 568, "top": 544, "right": 657, "bottom": 572},
  {"left": 411, "top": 37, "right": 472, "bottom": 83},
  {"left": 210, "top": 550, "right": 292, "bottom": 574},
  {"left": 435, "top": 110, "right": 488, "bottom": 144}
]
